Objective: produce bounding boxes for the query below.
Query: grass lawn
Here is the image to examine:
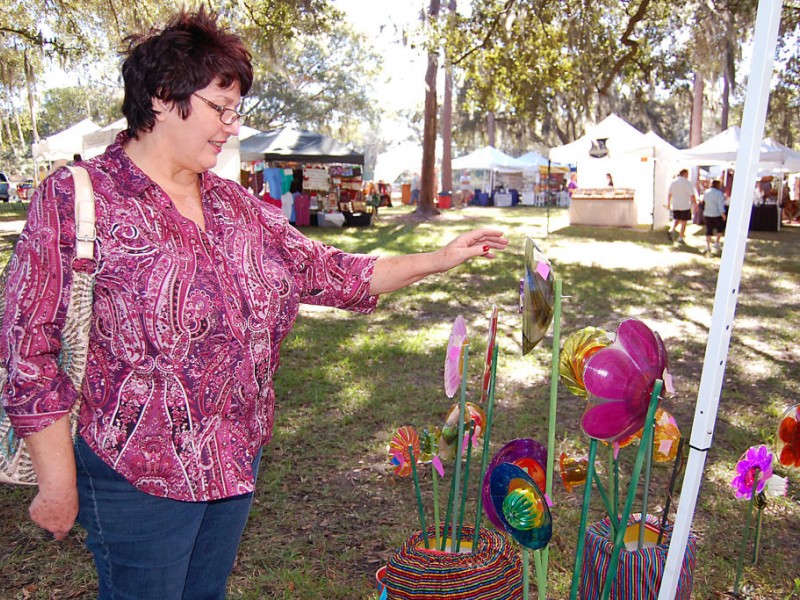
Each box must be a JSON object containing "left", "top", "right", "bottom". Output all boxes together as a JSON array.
[{"left": 1, "top": 203, "right": 799, "bottom": 599}]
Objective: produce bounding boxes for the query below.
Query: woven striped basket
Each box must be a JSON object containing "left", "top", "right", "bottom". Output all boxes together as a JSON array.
[
  {"left": 579, "top": 513, "right": 697, "bottom": 600},
  {"left": 384, "top": 526, "right": 523, "bottom": 599}
]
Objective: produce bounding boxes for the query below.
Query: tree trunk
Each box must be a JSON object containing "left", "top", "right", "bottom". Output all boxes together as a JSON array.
[
  {"left": 689, "top": 71, "right": 703, "bottom": 147},
  {"left": 441, "top": 0, "right": 456, "bottom": 198},
  {"left": 25, "top": 50, "right": 40, "bottom": 145},
  {"left": 487, "top": 112, "right": 496, "bottom": 147},
  {"left": 721, "top": 72, "right": 730, "bottom": 131},
  {"left": 417, "top": 0, "right": 441, "bottom": 218}
]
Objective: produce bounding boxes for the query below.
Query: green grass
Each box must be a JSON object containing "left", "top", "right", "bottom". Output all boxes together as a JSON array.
[{"left": 1, "top": 204, "right": 799, "bottom": 599}]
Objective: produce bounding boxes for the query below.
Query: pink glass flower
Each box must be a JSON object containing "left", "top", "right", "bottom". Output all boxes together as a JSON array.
[
  {"left": 580, "top": 319, "right": 668, "bottom": 442},
  {"left": 444, "top": 316, "right": 468, "bottom": 398},
  {"left": 480, "top": 305, "right": 499, "bottom": 404},
  {"left": 731, "top": 445, "right": 773, "bottom": 499},
  {"left": 389, "top": 426, "right": 420, "bottom": 477}
]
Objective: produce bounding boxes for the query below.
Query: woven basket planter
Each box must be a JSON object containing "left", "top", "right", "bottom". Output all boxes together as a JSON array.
[
  {"left": 579, "top": 513, "right": 697, "bottom": 600},
  {"left": 384, "top": 526, "right": 523, "bottom": 599}
]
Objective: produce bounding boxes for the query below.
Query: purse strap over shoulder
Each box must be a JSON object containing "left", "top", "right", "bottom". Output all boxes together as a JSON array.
[{"left": 65, "top": 166, "right": 96, "bottom": 260}]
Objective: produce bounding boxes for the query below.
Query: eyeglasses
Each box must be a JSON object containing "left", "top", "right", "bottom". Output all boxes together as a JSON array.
[{"left": 193, "top": 93, "right": 248, "bottom": 126}]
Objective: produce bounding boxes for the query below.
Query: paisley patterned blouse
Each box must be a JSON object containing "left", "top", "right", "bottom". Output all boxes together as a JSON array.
[{"left": 1, "top": 136, "right": 378, "bottom": 501}]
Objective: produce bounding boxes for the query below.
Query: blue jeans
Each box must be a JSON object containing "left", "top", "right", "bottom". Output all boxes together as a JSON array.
[{"left": 75, "top": 436, "right": 261, "bottom": 600}]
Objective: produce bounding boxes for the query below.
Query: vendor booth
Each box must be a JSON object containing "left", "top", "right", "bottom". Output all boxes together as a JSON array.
[
  {"left": 549, "top": 114, "right": 680, "bottom": 228},
  {"left": 679, "top": 126, "right": 800, "bottom": 232},
  {"left": 240, "top": 127, "right": 367, "bottom": 227}
]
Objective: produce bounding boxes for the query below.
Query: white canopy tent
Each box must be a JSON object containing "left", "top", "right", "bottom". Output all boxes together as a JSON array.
[
  {"left": 32, "top": 118, "right": 100, "bottom": 162},
  {"left": 82, "top": 118, "right": 127, "bottom": 159},
  {"left": 373, "top": 139, "right": 443, "bottom": 184},
  {"left": 549, "top": 114, "right": 675, "bottom": 227},
  {"left": 451, "top": 145, "right": 521, "bottom": 172},
  {"left": 679, "top": 125, "right": 800, "bottom": 171},
  {"left": 619, "top": 130, "right": 682, "bottom": 229}
]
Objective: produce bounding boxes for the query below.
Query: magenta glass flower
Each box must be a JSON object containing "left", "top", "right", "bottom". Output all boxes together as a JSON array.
[
  {"left": 731, "top": 445, "right": 773, "bottom": 499},
  {"left": 580, "top": 319, "right": 668, "bottom": 442},
  {"left": 444, "top": 315, "right": 468, "bottom": 398}
]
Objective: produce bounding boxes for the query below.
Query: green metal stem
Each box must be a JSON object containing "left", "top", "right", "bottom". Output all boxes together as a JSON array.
[
  {"left": 432, "top": 467, "right": 441, "bottom": 550},
  {"left": 474, "top": 344, "right": 500, "bottom": 550},
  {"left": 441, "top": 460, "right": 458, "bottom": 551},
  {"left": 591, "top": 471, "right": 616, "bottom": 528},
  {"left": 409, "top": 446, "right": 428, "bottom": 549},
  {"left": 456, "top": 421, "right": 475, "bottom": 551},
  {"left": 638, "top": 423, "right": 655, "bottom": 550},
  {"left": 599, "top": 380, "right": 663, "bottom": 600},
  {"left": 752, "top": 505, "right": 764, "bottom": 565},
  {"left": 449, "top": 343, "right": 470, "bottom": 552},
  {"left": 541, "top": 278, "right": 562, "bottom": 591},
  {"left": 569, "top": 437, "right": 598, "bottom": 600},
  {"left": 523, "top": 547, "right": 530, "bottom": 600},
  {"left": 733, "top": 472, "right": 761, "bottom": 594}
]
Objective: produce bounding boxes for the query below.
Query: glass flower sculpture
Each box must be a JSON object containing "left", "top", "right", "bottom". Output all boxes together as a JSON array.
[
  {"left": 559, "top": 452, "right": 589, "bottom": 493},
  {"left": 488, "top": 463, "right": 553, "bottom": 551},
  {"left": 650, "top": 408, "right": 682, "bottom": 463},
  {"left": 439, "top": 402, "right": 486, "bottom": 461},
  {"left": 522, "top": 239, "right": 555, "bottom": 355},
  {"left": 558, "top": 327, "right": 612, "bottom": 398},
  {"left": 419, "top": 426, "right": 444, "bottom": 477},
  {"left": 731, "top": 445, "right": 774, "bottom": 499},
  {"left": 444, "top": 316, "right": 468, "bottom": 398},
  {"left": 481, "top": 438, "right": 548, "bottom": 530},
  {"left": 389, "top": 426, "right": 420, "bottom": 477},
  {"left": 480, "top": 305, "right": 499, "bottom": 404},
  {"left": 776, "top": 404, "right": 800, "bottom": 469},
  {"left": 581, "top": 319, "right": 669, "bottom": 443}
]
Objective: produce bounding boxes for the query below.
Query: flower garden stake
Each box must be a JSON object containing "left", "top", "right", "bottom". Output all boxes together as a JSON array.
[
  {"left": 473, "top": 343, "right": 500, "bottom": 549},
  {"left": 599, "top": 380, "right": 663, "bottom": 600},
  {"left": 541, "top": 278, "right": 563, "bottom": 592},
  {"left": 449, "top": 343, "right": 470, "bottom": 552}
]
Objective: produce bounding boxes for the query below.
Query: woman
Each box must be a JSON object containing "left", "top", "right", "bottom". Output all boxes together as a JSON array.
[{"left": 0, "top": 9, "right": 507, "bottom": 599}]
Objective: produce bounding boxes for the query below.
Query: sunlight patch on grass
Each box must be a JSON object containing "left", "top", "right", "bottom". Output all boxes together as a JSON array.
[{"left": 546, "top": 239, "right": 689, "bottom": 270}]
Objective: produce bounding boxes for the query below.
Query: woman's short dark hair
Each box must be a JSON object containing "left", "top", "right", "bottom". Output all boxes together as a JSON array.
[{"left": 121, "top": 7, "right": 253, "bottom": 139}]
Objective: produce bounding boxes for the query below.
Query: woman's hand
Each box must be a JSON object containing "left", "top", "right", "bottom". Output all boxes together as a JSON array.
[
  {"left": 30, "top": 483, "right": 79, "bottom": 541},
  {"left": 433, "top": 228, "right": 508, "bottom": 270},
  {"left": 369, "top": 228, "right": 508, "bottom": 295},
  {"left": 23, "top": 415, "right": 78, "bottom": 540}
]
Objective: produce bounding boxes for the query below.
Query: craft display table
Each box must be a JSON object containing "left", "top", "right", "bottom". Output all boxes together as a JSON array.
[{"left": 569, "top": 188, "right": 637, "bottom": 227}]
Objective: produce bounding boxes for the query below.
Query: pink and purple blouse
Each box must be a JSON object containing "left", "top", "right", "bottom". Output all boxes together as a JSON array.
[{"left": 1, "top": 136, "right": 378, "bottom": 501}]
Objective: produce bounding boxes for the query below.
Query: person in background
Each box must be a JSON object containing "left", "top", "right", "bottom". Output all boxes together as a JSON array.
[
  {"left": 606, "top": 173, "right": 614, "bottom": 187},
  {"left": 702, "top": 179, "right": 727, "bottom": 253},
  {"left": 459, "top": 169, "right": 473, "bottom": 207},
  {"left": 0, "top": 9, "right": 509, "bottom": 599},
  {"left": 567, "top": 172, "right": 578, "bottom": 196},
  {"left": 411, "top": 171, "right": 421, "bottom": 205},
  {"left": 667, "top": 168, "right": 698, "bottom": 243}
]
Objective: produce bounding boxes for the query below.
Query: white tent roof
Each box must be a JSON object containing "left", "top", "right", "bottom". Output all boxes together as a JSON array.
[
  {"left": 33, "top": 118, "right": 101, "bottom": 161},
  {"left": 82, "top": 118, "right": 127, "bottom": 159},
  {"left": 679, "top": 126, "right": 800, "bottom": 171},
  {"left": 451, "top": 145, "right": 520, "bottom": 171},
  {"left": 762, "top": 137, "right": 800, "bottom": 172},
  {"left": 549, "top": 113, "right": 647, "bottom": 164},
  {"left": 373, "top": 139, "right": 443, "bottom": 183}
]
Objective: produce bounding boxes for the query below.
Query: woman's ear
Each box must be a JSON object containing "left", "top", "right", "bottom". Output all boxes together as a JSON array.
[{"left": 152, "top": 97, "right": 173, "bottom": 122}]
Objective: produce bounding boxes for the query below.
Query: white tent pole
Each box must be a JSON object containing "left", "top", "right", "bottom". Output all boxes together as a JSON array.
[{"left": 658, "top": 1, "right": 783, "bottom": 598}]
